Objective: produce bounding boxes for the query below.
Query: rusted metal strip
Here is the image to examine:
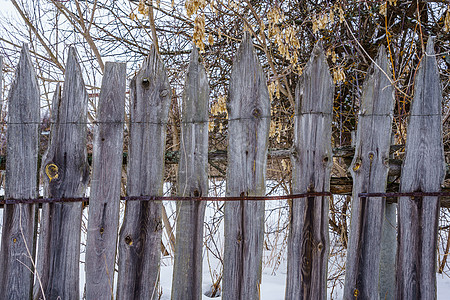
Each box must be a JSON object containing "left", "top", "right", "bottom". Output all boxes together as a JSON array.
[
  {"left": 0, "top": 192, "right": 333, "bottom": 205},
  {"left": 359, "top": 192, "right": 450, "bottom": 198}
]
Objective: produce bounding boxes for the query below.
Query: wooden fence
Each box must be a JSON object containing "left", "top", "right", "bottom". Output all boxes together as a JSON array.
[{"left": 0, "top": 33, "right": 446, "bottom": 300}]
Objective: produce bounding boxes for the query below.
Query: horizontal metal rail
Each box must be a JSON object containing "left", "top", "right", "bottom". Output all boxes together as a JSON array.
[{"left": 0, "top": 192, "right": 333, "bottom": 204}]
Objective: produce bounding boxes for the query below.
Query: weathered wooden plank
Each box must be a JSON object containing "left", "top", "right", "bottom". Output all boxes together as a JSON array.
[
  {"left": 85, "top": 62, "right": 126, "bottom": 299},
  {"left": 0, "top": 44, "right": 39, "bottom": 300},
  {"left": 343, "top": 47, "right": 395, "bottom": 299},
  {"left": 34, "top": 84, "right": 60, "bottom": 300},
  {"left": 172, "top": 47, "right": 209, "bottom": 300},
  {"left": 223, "top": 32, "right": 270, "bottom": 300},
  {"left": 37, "top": 47, "right": 90, "bottom": 300},
  {"left": 117, "top": 45, "right": 171, "bottom": 300},
  {"left": 396, "top": 37, "right": 445, "bottom": 299},
  {"left": 285, "top": 42, "right": 333, "bottom": 299}
]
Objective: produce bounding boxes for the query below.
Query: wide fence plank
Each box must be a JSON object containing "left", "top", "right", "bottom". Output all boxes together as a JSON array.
[
  {"left": 172, "top": 47, "right": 209, "bottom": 300},
  {"left": 85, "top": 62, "right": 126, "bottom": 299},
  {"left": 37, "top": 47, "right": 90, "bottom": 300},
  {"left": 0, "top": 45, "right": 39, "bottom": 300},
  {"left": 117, "top": 46, "right": 171, "bottom": 300},
  {"left": 343, "top": 47, "right": 394, "bottom": 299},
  {"left": 396, "top": 38, "right": 445, "bottom": 299},
  {"left": 285, "top": 42, "right": 333, "bottom": 299},
  {"left": 223, "top": 32, "right": 270, "bottom": 300}
]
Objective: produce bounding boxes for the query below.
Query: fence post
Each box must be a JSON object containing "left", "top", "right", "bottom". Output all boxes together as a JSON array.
[
  {"left": 117, "top": 45, "right": 171, "bottom": 300},
  {"left": 343, "top": 47, "right": 395, "bottom": 299},
  {"left": 85, "top": 62, "right": 126, "bottom": 299},
  {"left": 396, "top": 37, "right": 445, "bottom": 299},
  {"left": 0, "top": 44, "right": 39, "bottom": 300},
  {"left": 37, "top": 47, "right": 90, "bottom": 299},
  {"left": 285, "top": 42, "right": 333, "bottom": 299},
  {"left": 172, "top": 46, "right": 209, "bottom": 300},
  {"left": 223, "top": 32, "right": 270, "bottom": 300}
]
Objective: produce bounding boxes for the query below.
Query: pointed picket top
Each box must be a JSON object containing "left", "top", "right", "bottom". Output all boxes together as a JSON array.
[
  {"left": 401, "top": 36, "right": 444, "bottom": 191},
  {"left": 297, "top": 42, "right": 333, "bottom": 114},
  {"left": 182, "top": 45, "right": 209, "bottom": 123},
  {"left": 357, "top": 46, "right": 394, "bottom": 117},
  {"left": 7, "top": 44, "right": 39, "bottom": 123},
  {"left": 410, "top": 37, "right": 443, "bottom": 122},
  {"left": 61, "top": 47, "right": 89, "bottom": 126},
  {"left": 227, "top": 32, "right": 270, "bottom": 120},
  {"left": 5, "top": 43, "right": 40, "bottom": 195}
]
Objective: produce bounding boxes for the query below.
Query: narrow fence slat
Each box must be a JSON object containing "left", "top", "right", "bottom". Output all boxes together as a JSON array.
[
  {"left": 285, "top": 43, "right": 333, "bottom": 299},
  {"left": 37, "top": 47, "right": 89, "bottom": 300},
  {"left": 223, "top": 32, "right": 270, "bottom": 300},
  {"left": 396, "top": 37, "right": 445, "bottom": 299},
  {"left": 172, "top": 47, "right": 209, "bottom": 300},
  {"left": 34, "top": 84, "right": 60, "bottom": 300},
  {"left": 343, "top": 47, "right": 395, "bottom": 299},
  {"left": 117, "top": 46, "right": 171, "bottom": 300},
  {"left": 0, "top": 45, "right": 39, "bottom": 300},
  {"left": 85, "top": 62, "right": 126, "bottom": 299}
]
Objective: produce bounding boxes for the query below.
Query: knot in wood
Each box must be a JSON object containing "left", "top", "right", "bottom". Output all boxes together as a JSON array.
[
  {"left": 160, "top": 89, "right": 169, "bottom": 98},
  {"left": 352, "top": 158, "right": 362, "bottom": 172},
  {"left": 45, "top": 163, "right": 59, "bottom": 183},
  {"left": 252, "top": 108, "right": 261, "bottom": 118},
  {"left": 317, "top": 242, "right": 323, "bottom": 252},
  {"left": 142, "top": 77, "right": 150, "bottom": 88},
  {"left": 124, "top": 235, "right": 133, "bottom": 246}
]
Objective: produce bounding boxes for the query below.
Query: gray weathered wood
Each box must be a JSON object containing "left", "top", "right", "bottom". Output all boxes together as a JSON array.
[
  {"left": 0, "top": 56, "right": 3, "bottom": 111},
  {"left": 171, "top": 47, "right": 209, "bottom": 300},
  {"left": 34, "top": 84, "right": 60, "bottom": 300},
  {"left": 285, "top": 42, "right": 333, "bottom": 300},
  {"left": 380, "top": 202, "right": 397, "bottom": 299},
  {"left": 223, "top": 32, "right": 270, "bottom": 300},
  {"left": 117, "top": 45, "right": 171, "bottom": 300},
  {"left": 396, "top": 37, "right": 445, "bottom": 299},
  {"left": 37, "top": 47, "right": 90, "bottom": 300},
  {"left": 343, "top": 47, "right": 395, "bottom": 299},
  {"left": 85, "top": 62, "right": 126, "bottom": 299},
  {"left": 0, "top": 45, "right": 39, "bottom": 300}
]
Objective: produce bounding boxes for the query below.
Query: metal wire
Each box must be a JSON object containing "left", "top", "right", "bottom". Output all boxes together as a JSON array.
[{"left": 0, "top": 192, "right": 332, "bottom": 205}]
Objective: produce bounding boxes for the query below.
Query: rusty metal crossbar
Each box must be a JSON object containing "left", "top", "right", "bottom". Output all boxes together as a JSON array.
[
  {"left": 2, "top": 192, "right": 449, "bottom": 205},
  {"left": 0, "top": 192, "right": 332, "bottom": 205},
  {"left": 359, "top": 192, "right": 450, "bottom": 198}
]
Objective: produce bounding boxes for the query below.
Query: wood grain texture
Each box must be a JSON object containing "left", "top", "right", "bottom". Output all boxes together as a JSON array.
[
  {"left": 0, "top": 45, "right": 39, "bottom": 300},
  {"left": 117, "top": 46, "right": 170, "bottom": 300},
  {"left": 171, "top": 47, "right": 209, "bottom": 300},
  {"left": 37, "top": 47, "right": 90, "bottom": 300},
  {"left": 285, "top": 42, "right": 333, "bottom": 300},
  {"left": 85, "top": 62, "right": 126, "bottom": 299},
  {"left": 223, "top": 32, "right": 270, "bottom": 300},
  {"left": 396, "top": 38, "right": 445, "bottom": 300},
  {"left": 343, "top": 47, "right": 395, "bottom": 299}
]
